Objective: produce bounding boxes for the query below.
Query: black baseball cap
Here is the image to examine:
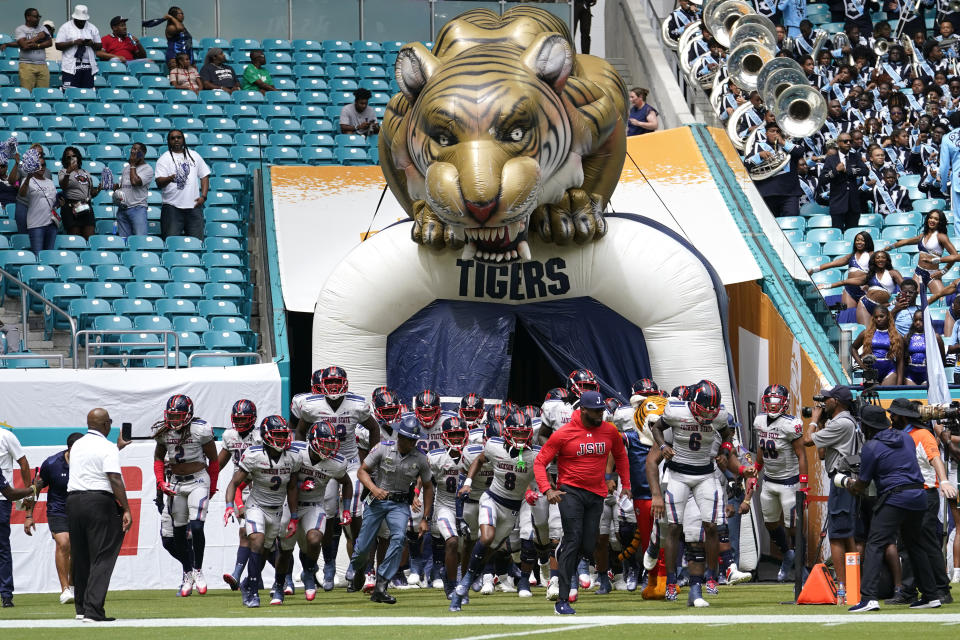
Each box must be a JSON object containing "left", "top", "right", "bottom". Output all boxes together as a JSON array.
[
  {"left": 579, "top": 391, "right": 605, "bottom": 410},
  {"left": 110, "top": 16, "right": 128, "bottom": 27},
  {"left": 820, "top": 385, "right": 852, "bottom": 406}
]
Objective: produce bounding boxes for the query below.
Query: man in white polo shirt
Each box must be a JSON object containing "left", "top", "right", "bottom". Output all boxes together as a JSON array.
[
  {"left": 67, "top": 409, "right": 131, "bottom": 622},
  {"left": 155, "top": 129, "right": 210, "bottom": 240},
  {"left": 0, "top": 426, "right": 30, "bottom": 608}
]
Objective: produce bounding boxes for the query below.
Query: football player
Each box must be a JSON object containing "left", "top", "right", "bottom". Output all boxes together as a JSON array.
[
  {"left": 428, "top": 416, "right": 469, "bottom": 595},
  {"left": 217, "top": 399, "right": 260, "bottom": 590},
  {"left": 152, "top": 395, "right": 219, "bottom": 597},
  {"left": 406, "top": 389, "right": 447, "bottom": 588},
  {"left": 754, "top": 384, "right": 806, "bottom": 582},
  {"left": 458, "top": 417, "right": 498, "bottom": 592},
  {"left": 224, "top": 416, "right": 300, "bottom": 607},
  {"left": 459, "top": 393, "right": 485, "bottom": 429},
  {"left": 650, "top": 380, "right": 755, "bottom": 607},
  {"left": 286, "top": 421, "right": 353, "bottom": 601},
  {"left": 450, "top": 410, "right": 539, "bottom": 611},
  {"left": 290, "top": 366, "right": 380, "bottom": 590}
]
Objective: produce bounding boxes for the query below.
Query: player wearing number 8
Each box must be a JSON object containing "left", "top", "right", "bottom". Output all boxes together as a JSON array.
[
  {"left": 152, "top": 395, "right": 219, "bottom": 598},
  {"left": 753, "top": 384, "right": 807, "bottom": 583}
]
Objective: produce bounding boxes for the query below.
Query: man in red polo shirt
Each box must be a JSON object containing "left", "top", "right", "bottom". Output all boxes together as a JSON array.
[
  {"left": 98, "top": 16, "right": 145, "bottom": 63},
  {"left": 534, "top": 390, "right": 631, "bottom": 615}
]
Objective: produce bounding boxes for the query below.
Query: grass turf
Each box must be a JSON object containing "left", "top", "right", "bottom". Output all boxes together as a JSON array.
[{"left": 2, "top": 584, "right": 959, "bottom": 638}]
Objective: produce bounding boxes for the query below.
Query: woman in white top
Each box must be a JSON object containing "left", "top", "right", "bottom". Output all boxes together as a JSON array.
[
  {"left": 809, "top": 230, "right": 874, "bottom": 309},
  {"left": 820, "top": 250, "right": 904, "bottom": 325},
  {"left": 885, "top": 209, "right": 957, "bottom": 296},
  {"left": 17, "top": 150, "right": 59, "bottom": 255}
]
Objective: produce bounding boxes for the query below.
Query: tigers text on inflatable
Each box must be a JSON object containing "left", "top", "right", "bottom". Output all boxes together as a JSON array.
[{"left": 378, "top": 6, "right": 628, "bottom": 263}]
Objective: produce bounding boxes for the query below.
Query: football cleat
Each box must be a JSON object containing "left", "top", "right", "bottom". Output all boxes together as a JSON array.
[
  {"left": 688, "top": 583, "right": 709, "bottom": 608},
  {"left": 613, "top": 573, "right": 629, "bottom": 591},
  {"left": 242, "top": 580, "right": 260, "bottom": 608},
  {"left": 302, "top": 570, "right": 317, "bottom": 601},
  {"left": 497, "top": 575, "right": 517, "bottom": 593},
  {"left": 705, "top": 579, "right": 719, "bottom": 595},
  {"left": 725, "top": 564, "right": 752, "bottom": 585},
  {"left": 480, "top": 574, "right": 495, "bottom": 595},
  {"left": 546, "top": 576, "right": 559, "bottom": 600},
  {"left": 665, "top": 583, "right": 679, "bottom": 601},
  {"left": 322, "top": 563, "right": 336, "bottom": 592},
  {"left": 449, "top": 591, "right": 464, "bottom": 612},
  {"left": 407, "top": 572, "right": 422, "bottom": 589},
  {"left": 778, "top": 549, "right": 795, "bottom": 583},
  {"left": 284, "top": 574, "right": 295, "bottom": 595},
  {"left": 596, "top": 573, "right": 612, "bottom": 595},
  {"left": 179, "top": 571, "right": 194, "bottom": 597},
  {"left": 224, "top": 572, "right": 240, "bottom": 591},
  {"left": 193, "top": 569, "right": 208, "bottom": 595},
  {"left": 568, "top": 587, "right": 578, "bottom": 603},
  {"left": 471, "top": 577, "right": 483, "bottom": 592},
  {"left": 363, "top": 572, "right": 377, "bottom": 593},
  {"left": 432, "top": 578, "right": 445, "bottom": 590},
  {"left": 625, "top": 568, "right": 639, "bottom": 592},
  {"left": 270, "top": 584, "right": 284, "bottom": 605},
  {"left": 554, "top": 600, "right": 576, "bottom": 615},
  {"left": 518, "top": 576, "right": 532, "bottom": 598}
]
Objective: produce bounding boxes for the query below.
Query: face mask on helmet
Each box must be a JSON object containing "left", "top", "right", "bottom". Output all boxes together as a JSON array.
[
  {"left": 164, "top": 394, "right": 194, "bottom": 430},
  {"left": 441, "top": 416, "right": 468, "bottom": 450},
  {"left": 308, "top": 421, "right": 340, "bottom": 458},
  {"left": 458, "top": 393, "right": 485, "bottom": 425},
  {"left": 261, "top": 415, "right": 292, "bottom": 452},
  {"left": 415, "top": 390, "right": 441, "bottom": 428},
  {"left": 318, "top": 366, "right": 348, "bottom": 399},
  {"left": 761, "top": 384, "right": 789, "bottom": 416},
  {"left": 605, "top": 397, "right": 622, "bottom": 414},
  {"left": 566, "top": 369, "right": 600, "bottom": 398},
  {"left": 373, "top": 388, "right": 401, "bottom": 424},
  {"left": 631, "top": 378, "right": 663, "bottom": 397},
  {"left": 502, "top": 411, "right": 533, "bottom": 449},
  {"left": 690, "top": 381, "right": 722, "bottom": 424},
  {"left": 230, "top": 399, "right": 257, "bottom": 434}
]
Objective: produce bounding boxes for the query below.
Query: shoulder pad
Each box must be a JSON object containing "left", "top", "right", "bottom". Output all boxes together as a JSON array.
[
  {"left": 247, "top": 445, "right": 264, "bottom": 453},
  {"left": 291, "top": 392, "right": 309, "bottom": 401},
  {"left": 488, "top": 436, "right": 505, "bottom": 445},
  {"left": 345, "top": 392, "right": 366, "bottom": 402},
  {"left": 465, "top": 444, "right": 483, "bottom": 453},
  {"left": 331, "top": 454, "right": 346, "bottom": 463},
  {"left": 290, "top": 441, "right": 307, "bottom": 450},
  {"left": 781, "top": 413, "right": 796, "bottom": 420},
  {"left": 667, "top": 400, "right": 686, "bottom": 407},
  {"left": 306, "top": 394, "right": 325, "bottom": 401}
]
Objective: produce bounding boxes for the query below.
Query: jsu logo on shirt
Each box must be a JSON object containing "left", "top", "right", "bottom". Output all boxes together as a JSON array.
[{"left": 577, "top": 442, "right": 606, "bottom": 456}]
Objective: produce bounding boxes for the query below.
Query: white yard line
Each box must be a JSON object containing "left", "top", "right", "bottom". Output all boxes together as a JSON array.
[
  {"left": 2, "top": 614, "right": 960, "bottom": 628},
  {"left": 448, "top": 623, "right": 605, "bottom": 640}
]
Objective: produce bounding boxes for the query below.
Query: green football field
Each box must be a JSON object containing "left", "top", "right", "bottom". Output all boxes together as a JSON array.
[{"left": 2, "top": 584, "right": 960, "bottom": 639}]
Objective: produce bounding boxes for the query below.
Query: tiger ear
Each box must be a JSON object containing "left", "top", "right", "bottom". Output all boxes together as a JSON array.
[
  {"left": 521, "top": 33, "right": 573, "bottom": 95},
  {"left": 396, "top": 43, "right": 441, "bottom": 102}
]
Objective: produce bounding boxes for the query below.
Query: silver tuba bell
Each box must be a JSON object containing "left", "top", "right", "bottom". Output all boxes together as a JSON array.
[
  {"left": 726, "top": 101, "right": 756, "bottom": 152},
  {"left": 743, "top": 127, "right": 792, "bottom": 181},
  {"left": 874, "top": 37, "right": 890, "bottom": 57},
  {"left": 774, "top": 84, "right": 827, "bottom": 139},
  {"left": 727, "top": 42, "right": 775, "bottom": 91},
  {"left": 704, "top": 0, "right": 753, "bottom": 48},
  {"left": 661, "top": 17, "right": 681, "bottom": 50},
  {"left": 678, "top": 21, "right": 704, "bottom": 78}
]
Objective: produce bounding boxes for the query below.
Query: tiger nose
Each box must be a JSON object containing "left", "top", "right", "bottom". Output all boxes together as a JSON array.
[{"left": 465, "top": 200, "right": 497, "bottom": 224}]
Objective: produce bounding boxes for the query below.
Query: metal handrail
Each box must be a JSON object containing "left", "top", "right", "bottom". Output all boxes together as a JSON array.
[
  {"left": 188, "top": 351, "right": 262, "bottom": 366},
  {"left": 74, "top": 329, "right": 180, "bottom": 369},
  {"left": 0, "top": 353, "right": 64, "bottom": 368},
  {"left": 0, "top": 265, "right": 77, "bottom": 354}
]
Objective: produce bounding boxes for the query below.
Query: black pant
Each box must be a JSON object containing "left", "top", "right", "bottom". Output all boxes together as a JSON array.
[
  {"left": 160, "top": 203, "right": 204, "bottom": 240},
  {"left": 763, "top": 195, "right": 800, "bottom": 218},
  {"left": 67, "top": 491, "right": 124, "bottom": 619},
  {"left": 556, "top": 484, "right": 604, "bottom": 601},
  {"left": 830, "top": 202, "right": 860, "bottom": 233},
  {"left": 901, "top": 489, "right": 950, "bottom": 598},
  {"left": 861, "top": 503, "right": 937, "bottom": 601},
  {"left": 574, "top": 2, "right": 592, "bottom": 54}
]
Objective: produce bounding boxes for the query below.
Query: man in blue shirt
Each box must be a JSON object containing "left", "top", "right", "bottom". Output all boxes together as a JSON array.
[
  {"left": 25, "top": 433, "right": 83, "bottom": 605},
  {"left": 835, "top": 405, "right": 942, "bottom": 611}
]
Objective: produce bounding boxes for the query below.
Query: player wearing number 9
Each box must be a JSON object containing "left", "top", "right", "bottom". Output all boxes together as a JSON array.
[
  {"left": 152, "top": 394, "right": 219, "bottom": 598},
  {"left": 753, "top": 384, "right": 807, "bottom": 583},
  {"left": 649, "top": 380, "right": 756, "bottom": 606}
]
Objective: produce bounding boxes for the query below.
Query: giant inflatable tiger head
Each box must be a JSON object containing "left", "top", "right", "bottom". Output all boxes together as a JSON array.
[{"left": 378, "top": 7, "right": 627, "bottom": 263}]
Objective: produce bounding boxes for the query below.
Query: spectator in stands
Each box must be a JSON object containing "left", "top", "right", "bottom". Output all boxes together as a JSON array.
[
  {"left": 14, "top": 144, "right": 47, "bottom": 234},
  {"left": 340, "top": 88, "right": 380, "bottom": 136},
  {"left": 891, "top": 279, "right": 920, "bottom": 336},
  {"left": 199, "top": 48, "right": 238, "bottom": 94},
  {"left": 42, "top": 21, "right": 60, "bottom": 62},
  {"left": 114, "top": 143, "right": 155, "bottom": 238},
  {"left": 241, "top": 50, "right": 276, "bottom": 94},
  {"left": 899, "top": 309, "right": 946, "bottom": 385},
  {"left": 870, "top": 168, "right": 909, "bottom": 215},
  {"left": 780, "top": 0, "right": 804, "bottom": 39},
  {"left": 821, "top": 132, "right": 868, "bottom": 231},
  {"left": 809, "top": 230, "right": 875, "bottom": 310},
  {"left": 573, "top": 0, "right": 596, "bottom": 54},
  {"left": 884, "top": 209, "right": 958, "bottom": 296},
  {"left": 850, "top": 305, "right": 902, "bottom": 385},
  {"left": 746, "top": 122, "right": 805, "bottom": 216},
  {"left": 164, "top": 7, "right": 193, "bottom": 69},
  {"left": 797, "top": 158, "right": 818, "bottom": 206},
  {"left": 55, "top": 5, "right": 101, "bottom": 90},
  {"left": 942, "top": 292, "right": 960, "bottom": 342},
  {"left": 627, "top": 87, "right": 659, "bottom": 136},
  {"left": 18, "top": 151, "right": 58, "bottom": 255},
  {"left": 0, "top": 155, "right": 19, "bottom": 209},
  {"left": 155, "top": 130, "right": 210, "bottom": 240},
  {"left": 15, "top": 7, "right": 52, "bottom": 90},
  {"left": 169, "top": 52, "right": 201, "bottom": 93},
  {"left": 98, "top": 16, "right": 146, "bottom": 64},
  {"left": 59, "top": 147, "right": 100, "bottom": 240}
]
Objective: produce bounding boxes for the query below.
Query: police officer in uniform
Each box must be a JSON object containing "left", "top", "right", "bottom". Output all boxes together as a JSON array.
[{"left": 347, "top": 414, "right": 433, "bottom": 604}]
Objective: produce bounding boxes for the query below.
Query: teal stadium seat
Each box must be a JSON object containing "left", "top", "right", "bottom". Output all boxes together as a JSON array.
[
  {"left": 125, "top": 282, "right": 165, "bottom": 301},
  {"left": 806, "top": 214, "right": 833, "bottom": 229},
  {"left": 112, "top": 298, "right": 155, "bottom": 316},
  {"left": 133, "top": 265, "right": 170, "bottom": 282},
  {"left": 157, "top": 298, "right": 198, "bottom": 318},
  {"left": 805, "top": 228, "right": 842, "bottom": 243},
  {"left": 821, "top": 240, "right": 852, "bottom": 257}
]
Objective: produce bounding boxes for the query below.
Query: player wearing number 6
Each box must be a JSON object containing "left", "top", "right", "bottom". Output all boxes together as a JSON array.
[
  {"left": 152, "top": 394, "right": 219, "bottom": 598},
  {"left": 650, "top": 380, "right": 754, "bottom": 607},
  {"left": 449, "top": 409, "right": 540, "bottom": 612},
  {"left": 753, "top": 384, "right": 806, "bottom": 583}
]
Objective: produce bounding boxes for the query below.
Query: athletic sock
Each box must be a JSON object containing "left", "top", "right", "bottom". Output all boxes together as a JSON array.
[
  {"left": 769, "top": 526, "right": 789, "bottom": 554},
  {"left": 719, "top": 548, "right": 734, "bottom": 576},
  {"left": 248, "top": 551, "right": 263, "bottom": 590},
  {"left": 189, "top": 520, "right": 206, "bottom": 568},
  {"left": 666, "top": 572, "right": 677, "bottom": 585},
  {"left": 173, "top": 525, "right": 193, "bottom": 573},
  {"left": 468, "top": 541, "right": 488, "bottom": 576},
  {"left": 233, "top": 546, "right": 251, "bottom": 578}
]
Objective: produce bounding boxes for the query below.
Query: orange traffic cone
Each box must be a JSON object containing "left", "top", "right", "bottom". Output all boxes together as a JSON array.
[{"left": 797, "top": 563, "right": 838, "bottom": 605}]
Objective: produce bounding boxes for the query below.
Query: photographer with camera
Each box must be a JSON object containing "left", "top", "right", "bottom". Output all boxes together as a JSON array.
[
  {"left": 801, "top": 385, "right": 860, "bottom": 601},
  {"left": 887, "top": 399, "right": 957, "bottom": 605},
  {"left": 836, "top": 405, "right": 942, "bottom": 611}
]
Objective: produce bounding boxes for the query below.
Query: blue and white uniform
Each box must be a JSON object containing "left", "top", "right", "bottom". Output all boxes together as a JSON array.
[
  {"left": 479, "top": 437, "right": 539, "bottom": 547},
  {"left": 659, "top": 401, "right": 725, "bottom": 527},
  {"left": 460, "top": 442, "right": 495, "bottom": 536},
  {"left": 938, "top": 128, "right": 960, "bottom": 236},
  {"left": 844, "top": 251, "right": 871, "bottom": 301},
  {"left": 238, "top": 443, "right": 302, "bottom": 550},
  {"left": 916, "top": 232, "right": 944, "bottom": 284},
  {"left": 869, "top": 328, "right": 897, "bottom": 379},
  {"left": 755, "top": 413, "right": 803, "bottom": 527},
  {"left": 428, "top": 448, "right": 463, "bottom": 540},
  {"left": 905, "top": 332, "right": 929, "bottom": 384},
  {"left": 158, "top": 419, "right": 214, "bottom": 526}
]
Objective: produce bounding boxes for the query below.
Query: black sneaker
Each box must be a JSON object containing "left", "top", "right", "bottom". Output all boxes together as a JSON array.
[
  {"left": 1, "top": 597, "right": 12, "bottom": 608},
  {"left": 909, "top": 598, "right": 941, "bottom": 609},
  {"left": 884, "top": 590, "right": 916, "bottom": 605},
  {"left": 939, "top": 591, "right": 953, "bottom": 605}
]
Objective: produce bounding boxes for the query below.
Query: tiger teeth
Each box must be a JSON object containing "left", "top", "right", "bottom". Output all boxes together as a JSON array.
[
  {"left": 517, "top": 240, "right": 531, "bottom": 261},
  {"left": 495, "top": 252, "right": 505, "bottom": 262},
  {"left": 507, "top": 221, "right": 523, "bottom": 239},
  {"left": 461, "top": 242, "right": 477, "bottom": 260}
]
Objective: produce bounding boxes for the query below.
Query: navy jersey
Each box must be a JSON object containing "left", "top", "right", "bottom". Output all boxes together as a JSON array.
[
  {"left": 623, "top": 431, "right": 651, "bottom": 501},
  {"left": 39, "top": 450, "right": 70, "bottom": 517}
]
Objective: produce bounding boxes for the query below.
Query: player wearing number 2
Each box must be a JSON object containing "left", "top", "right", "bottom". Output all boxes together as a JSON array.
[
  {"left": 428, "top": 416, "right": 470, "bottom": 596},
  {"left": 152, "top": 394, "right": 219, "bottom": 598},
  {"left": 650, "top": 380, "right": 754, "bottom": 607},
  {"left": 449, "top": 409, "right": 539, "bottom": 612},
  {"left": 290, "top": 366, "right": 380, "bottom": 590},
  {"left": 753, "top": 384, "right": 806, "bottom": 583}
]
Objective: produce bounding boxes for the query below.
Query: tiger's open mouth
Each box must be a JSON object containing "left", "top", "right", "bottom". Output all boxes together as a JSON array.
[{"left": 460, "top": 219, "right": 531, "bottom": 263}]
